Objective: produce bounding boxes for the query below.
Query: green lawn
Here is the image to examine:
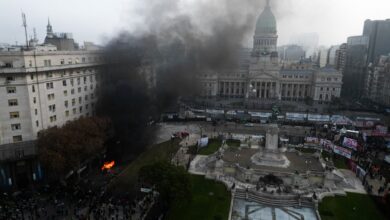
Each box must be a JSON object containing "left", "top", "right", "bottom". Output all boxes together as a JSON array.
[
  {"left": 198, "top": 139, "right": 222, "bottom": 155},
  {"left": 167, "top": 175, "right": 231, "bottom": 220},
  {"left": 333, "top": 156, "right": 349, "bottom": 169},
  {"left": 109, "top": 140, "right": 181, "bottom": 192},
  {"left": 321, "top": 151, "right": 349, "bottom": 169},
  {"left": 226, "top": 139, "right": 241, "bottom": 148},
  {"left": 319, "top": 192, "right": 386, "bottom": 220}
]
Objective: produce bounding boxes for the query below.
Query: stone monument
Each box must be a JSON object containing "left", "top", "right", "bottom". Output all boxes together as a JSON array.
[{"left": 251, "top": 124, "right": 290, "bottom": 168}]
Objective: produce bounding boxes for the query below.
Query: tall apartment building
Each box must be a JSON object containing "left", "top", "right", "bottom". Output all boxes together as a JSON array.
[
  {"left": 366, "top": 54, "right": 390, "bottom": 106},
  {"left": 0, "top": 24, "right": 103, "bottom": 189},
  {"left": 327, "top": 45, "right": 340, "bottom": 66},
  {"left": 341, "top": 36, "right": 369, "bottom": 98},
  {"left": 363, "top": 19, "right": 390, "bottom": 64},
  {"left": 335, "top": 43, "right": 347, "bottom": 73}
]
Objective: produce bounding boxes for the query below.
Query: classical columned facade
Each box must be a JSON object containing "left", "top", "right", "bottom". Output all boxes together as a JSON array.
[{"left": 197, "top": 0, "right": 343, "bottom": 103}]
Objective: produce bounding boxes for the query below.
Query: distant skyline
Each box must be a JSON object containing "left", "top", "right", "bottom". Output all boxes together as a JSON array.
[{"left": 0, "top": 0, "right": 389, "bottom": 47}]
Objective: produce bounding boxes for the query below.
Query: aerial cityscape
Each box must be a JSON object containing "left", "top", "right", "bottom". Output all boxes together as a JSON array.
[{"left": 1, "top": 0, "right": 390, "bottom": 219}]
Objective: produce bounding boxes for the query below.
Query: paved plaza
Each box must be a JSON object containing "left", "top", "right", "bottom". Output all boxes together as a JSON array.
[
  {"left": 232, "top": 199, "right": 318, "bottom": 220},
  {"left": 223, "top": 149, "right": 324, "bottom": 173}
]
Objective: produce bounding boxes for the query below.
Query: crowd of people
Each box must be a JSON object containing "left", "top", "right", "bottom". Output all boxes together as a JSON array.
[{"left": 0, "top": 177, "right": 158, "bottom": 220}]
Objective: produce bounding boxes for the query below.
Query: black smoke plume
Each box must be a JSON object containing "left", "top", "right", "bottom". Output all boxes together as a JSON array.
[{"left": 97, "top": 0, "right": 266, "bottom": 157}]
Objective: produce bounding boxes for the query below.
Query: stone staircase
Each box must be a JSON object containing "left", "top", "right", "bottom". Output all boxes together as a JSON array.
[{"left": 234, "top": 189, "right": 315, "bottom": 208}]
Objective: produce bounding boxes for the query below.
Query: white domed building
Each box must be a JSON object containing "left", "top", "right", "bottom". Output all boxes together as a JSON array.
[{"left": 199, "top": 0, "right": 342, "bottom": 104}]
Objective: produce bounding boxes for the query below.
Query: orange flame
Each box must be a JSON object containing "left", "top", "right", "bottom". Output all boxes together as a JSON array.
[{"left": 101, "top": 161, "right": 115, "bottom": 171}]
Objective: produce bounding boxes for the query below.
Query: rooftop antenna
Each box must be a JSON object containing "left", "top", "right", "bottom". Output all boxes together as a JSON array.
[{"left": 21, "top": 11, "right": 29, "bottom": 49}]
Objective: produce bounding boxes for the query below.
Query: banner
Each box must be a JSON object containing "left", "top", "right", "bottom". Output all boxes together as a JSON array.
[
  {"left": 333, "top": 145, "right": 352, "bottom": 159},
  {"left": 320, "top": 139, "right": 334, "bottom": 152},
  {"left": 198, "top": 137, "right": 209, "bottom": 148},
  {"left": 342, "top": 137, "right": 358, "bottom": 151},
  {"left": 371, "top": 125, "right": 389, "bottom": 136},
  {"left": 305, "top": 137, "right": 319, "bottom": 144}
]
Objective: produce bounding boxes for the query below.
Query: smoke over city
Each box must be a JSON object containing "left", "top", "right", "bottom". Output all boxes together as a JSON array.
[{"left": 97, "top": 0, "right": 266, "bottom": 156}]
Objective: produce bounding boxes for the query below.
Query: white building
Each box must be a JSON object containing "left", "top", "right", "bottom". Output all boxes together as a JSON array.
[
  {"left": 199, "top": 1, "right": 342, "bottom": 103},
  {"left": 0, "top": 48, "right": 102, "bottom": 146},
  {"left": 0, "top": 23, "right": 104, "bottom": 189}
]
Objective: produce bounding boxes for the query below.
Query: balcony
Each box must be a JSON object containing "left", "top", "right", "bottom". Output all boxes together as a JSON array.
[
  {"left": 0, "top": 62, "right": 103, "bottom": 74},
  {"left": 0, "top": 141, "right": 37, "bottom": 161}
]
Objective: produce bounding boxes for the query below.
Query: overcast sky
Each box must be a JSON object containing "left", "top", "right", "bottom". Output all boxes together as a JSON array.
[{"left": 0, "top": 0, "right": 389, "bottom": 47}]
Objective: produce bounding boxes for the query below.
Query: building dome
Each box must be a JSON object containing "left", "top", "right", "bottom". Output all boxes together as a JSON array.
[{"left": 255, "top": 1, "right": 277, "bottom": 35}]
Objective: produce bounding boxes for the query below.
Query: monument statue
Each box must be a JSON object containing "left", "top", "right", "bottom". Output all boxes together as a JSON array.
[{"left": 251, "top": 124, "right": 290, "bottom": 168}]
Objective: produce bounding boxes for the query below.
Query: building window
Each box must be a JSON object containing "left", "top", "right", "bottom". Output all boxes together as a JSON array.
[
  {"left": 48, "top": 104, "right": 56, "bottom": 112},
  {"left": 79, "top": 106, "right": 83, "bottom": 113},
  {"left": 48, "top": 93, "right": 55, "bottom": 100},
  {"left": 36, "top": 120, "right": 39, "bottom": 127},
  {"left": 8, "top": 99, "right": 18, "bottom": 106},
  {"left": 29, "top": 60, "right": 33, "bottom": 67},
  {"left": 44, "top": 60, "right": 52, "bottom": 67},
  {"left": 78, "top": 87, "right": 81, "bottom": 93},
  {"left": 63, "top": 80, "right": 67, "bottom": 86},
  {"left": 6, "top": 87, "right": 16, "bottom": 93},
  {"left": 13, "top": 135, "right": 23, "bottom": 143},
  {"left": 84, "top": 86, "right": 87, "bottom": 91},
  {"left": 10, "top": 112, "right": 20, "bottom": 119},
  {"left": 32, "top": 85, "right": 35, "bottom": 93},
  {"left": 65, "top": 110, "right": 69, "bottom": 117},
  {"left": 46, "top": 72, "right": 53, "bottom": 78},
  {"left": 65, "top": 100, "right": 69, "bottom": 108},
  {"left": 64, "top": 90, "right": 68, "bottom": 96},
  {"left": 77, "top": 77, "right": 81, "bottom": 85},
  {"left": 82, "top": 57, "right": 86, "bottom": 63},
  {"left": 72, "top": 98, "right": 76, "bottom": 106},
  {"left": 11, "top": 123, "right": 21, "bottom": 131},
  {"left": 79, "top": 97, "right": 82, "bottom": 104},
  {"left": 60, "top": 59, "right": 65, "bottom": 65},
  {"left": 49, "top": 115, "right": 57, "bottom": 122},
  {"left": 71, "top": 89, "right": 75, "bottom": 95},
  {"left": 68, "top": 58, "right": 72, "bottom": 64},
  {"left": 46, "top": 82, "right": 54, "bottom": 89},
  {"left": 83, "top": 76, "right": 87, "bottom": 84},
  {"left": 73, "top": 108, "right": 77, "bottom": 114},
  {"left": 70, "top": 79, "right": 74, "bottom": 86},
  {"left": 33, "top": 97, "right": 36, "bottom": 104},
  {"left": 90, "top": 85, "right": 93, "bottom": 90},
  {"left": 6, "top": 76, "right": 15, "bottom": 81},
  {"left": 35, "top": 109, "right": 38, "bottom": 115}
]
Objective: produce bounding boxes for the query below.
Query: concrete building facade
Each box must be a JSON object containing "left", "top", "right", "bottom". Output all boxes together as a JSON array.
[{"left": 0, "top": 32, "right": 103, "bottom": 189}]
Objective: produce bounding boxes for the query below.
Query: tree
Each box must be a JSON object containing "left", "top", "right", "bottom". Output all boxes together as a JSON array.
[
  {"left": 37, "top": 117, "right": 112, "bottom": 179},
  {"left": 139, "top": 162, "right": 192, "bottom": 207}
]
